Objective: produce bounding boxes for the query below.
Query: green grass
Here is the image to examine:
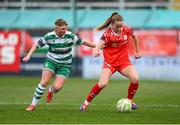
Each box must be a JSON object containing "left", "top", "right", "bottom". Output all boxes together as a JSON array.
[{"left": 0, "top": 76, "right": 180, "bottom": 124}]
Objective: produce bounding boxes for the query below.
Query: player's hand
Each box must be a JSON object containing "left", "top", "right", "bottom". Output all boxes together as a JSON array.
[
  {"left": 135, "top": 51, "right": 141, "bottom": 59},
  {"left": 22, "top": 55, "right": 30, "bottom": 62},
  {"left": 93, "top": 49, "right": 101, "bottom": 57}
]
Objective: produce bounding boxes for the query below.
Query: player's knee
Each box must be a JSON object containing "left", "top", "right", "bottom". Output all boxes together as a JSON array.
[
  {"left": 40, "top": 79, "right": 50, "bottom": 86},
  {"left": 130, "top": 75, "right": 139, "bottom": 84},
  {"left": 98, "top": 80, "right": 109, "bottom": 88}
]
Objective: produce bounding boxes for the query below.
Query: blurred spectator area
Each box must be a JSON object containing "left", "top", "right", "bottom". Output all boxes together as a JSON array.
[
  {"left": 0, "top": 0, "right": 180, "bottom": 9},
  {"left": 0, "top": 0, "right": 180, "bottom": 56},
  {"left": 0, "top": 9, "right": 180, "bottom": 30},
  {"left": 0, "top": 0, "right": 180, "bottom": 77}
]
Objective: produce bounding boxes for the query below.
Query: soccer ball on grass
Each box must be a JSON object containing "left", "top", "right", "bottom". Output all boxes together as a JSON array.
[{"left": 116, "top": 98, "right": 132, "bottom": 112}]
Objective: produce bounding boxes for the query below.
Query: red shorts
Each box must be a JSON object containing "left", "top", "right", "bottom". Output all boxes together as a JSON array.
[{"left": 102, "top": 61, "right": 132, "bottom": 74}]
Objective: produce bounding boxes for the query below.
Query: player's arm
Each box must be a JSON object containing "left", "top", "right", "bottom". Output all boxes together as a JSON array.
[
  {"left": 73, "top": 33, "right": 95, "bottom": 48},
  {"left": 23, "top": 36, "right": 47, "bottom": 62},
  {"left": 131, "top": 32, "right": 141, "bottom": 59},
  {"left": 22, "top": 42, "right": 38, "bottom": 62},
  {"left": 82, "top": 40, "right": 96, "bottom": 48},
  {"left": 94, "top": 40, "right": 105, "bottom": 57}
]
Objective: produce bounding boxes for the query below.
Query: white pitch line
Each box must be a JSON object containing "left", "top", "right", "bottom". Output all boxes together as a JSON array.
[
  {"left": 0, "top": 102, "right": 78, "bottom": 106},
  {"left": 0, "top": 102, "right": 180, "bottom": 108},
  {"left": 0, "top": 102, "right": 113, "bottom": 107},
  {"left": 144, "top": 104, "right": 180, "bottom": 108}
]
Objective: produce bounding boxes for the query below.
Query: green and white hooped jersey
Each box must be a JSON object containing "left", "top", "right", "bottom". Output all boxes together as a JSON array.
[{"left": 37, "top": 31, "right": 83, "bottom": 67}]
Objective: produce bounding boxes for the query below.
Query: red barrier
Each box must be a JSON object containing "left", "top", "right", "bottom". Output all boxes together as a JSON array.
[
  {"left": 78, "top": 30, "right": 178, "bottom": 56},
  {"left": 0, "top": 30, "right": 21, "bottom": 72},
  {"left": 129, "top": 30, "right": 178, "bottom": 56},
  {"left": 78, "top": 30, "right": 94, "bottom": 57}
]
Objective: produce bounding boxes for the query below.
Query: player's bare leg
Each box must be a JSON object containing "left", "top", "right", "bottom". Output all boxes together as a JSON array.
[
  {"left": 26, "top": 69, "right": 53, "bottom": 111},
  {"left": 120, "top": 65, "right": 139, "bottom": 110},
  {"left": 80, "top": 68, "right": 112, "bottom": 111},
  {"left": 46, "top": 75, "right": 66, "bottom": 103}
]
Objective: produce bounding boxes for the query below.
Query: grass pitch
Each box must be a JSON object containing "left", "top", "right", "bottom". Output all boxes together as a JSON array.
[{"left": 0, "top": 76, "right": 180, "bottom": 124}]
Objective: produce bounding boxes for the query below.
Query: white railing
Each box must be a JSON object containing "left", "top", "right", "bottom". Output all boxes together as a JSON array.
[{"left": 0, "top": 1, "right": 180, "bottom": 10}]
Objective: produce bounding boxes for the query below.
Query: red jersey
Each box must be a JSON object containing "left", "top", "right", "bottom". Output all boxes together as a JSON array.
[{"left": 101, "top": 25, "right": 134, "bottom": 67}]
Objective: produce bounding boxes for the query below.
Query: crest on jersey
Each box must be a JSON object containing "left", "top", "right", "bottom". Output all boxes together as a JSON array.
[{"left": 124, "top": 35, "right": 127, "bottom": 40}]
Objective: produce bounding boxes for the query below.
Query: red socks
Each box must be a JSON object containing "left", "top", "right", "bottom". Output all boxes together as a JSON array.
[
  {"left": 85, "top": 81, "right": 139, "bottom": 103},
  {"left": 86, "top": 83, "right": 102, "bottom": 102},
  {"left": 128, "top": 81, "right": 139, "bottom": 100}
]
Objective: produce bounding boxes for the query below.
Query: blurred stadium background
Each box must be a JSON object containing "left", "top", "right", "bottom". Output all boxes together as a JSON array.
[
  {"left": 0, "top": 0, "right": 180, "bottom": 80},
  {"left": 0, "top": 0, "right": 180, "bottom": 124}
]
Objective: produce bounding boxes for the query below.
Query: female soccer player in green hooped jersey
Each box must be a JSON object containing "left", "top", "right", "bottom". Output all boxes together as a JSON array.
[{"left": 23, "top": 18, "right": 95, "bottom": 111}]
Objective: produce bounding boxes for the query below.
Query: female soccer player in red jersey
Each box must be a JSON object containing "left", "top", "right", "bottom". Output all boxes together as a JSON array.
[{"left": 80, "top": 12, "right": 141, "bottom": 111}]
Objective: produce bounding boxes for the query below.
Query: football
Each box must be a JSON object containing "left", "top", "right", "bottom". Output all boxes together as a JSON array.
[{"left": 116, "top": 98, "right": 132, "bottom": 112}]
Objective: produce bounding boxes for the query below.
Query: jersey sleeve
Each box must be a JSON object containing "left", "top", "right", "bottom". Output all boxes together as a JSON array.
[
  {"left": 73, "top": 34, "right": 84, "bottom": 46},
  {"left": 100, "top": 31, "right": 107, "bottom": 44},
  {"left": 36, "top": 34, "right": 48, "bottom": 48},
  {"left": 125, "top": 26, "right": 134, "bottom": 35}
]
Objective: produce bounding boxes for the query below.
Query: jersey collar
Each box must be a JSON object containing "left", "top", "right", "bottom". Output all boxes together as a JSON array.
[
  {"left": 110, "top": 27, "right": 122, "bottom": 36},
  {"left": 54, "top": 31, "right": 66, "bottom": 38}
]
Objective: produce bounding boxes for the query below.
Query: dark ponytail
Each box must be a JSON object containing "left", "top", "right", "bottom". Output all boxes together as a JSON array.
[{"left": 94, "top": 12, "right": 122, "bottom": 31}]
